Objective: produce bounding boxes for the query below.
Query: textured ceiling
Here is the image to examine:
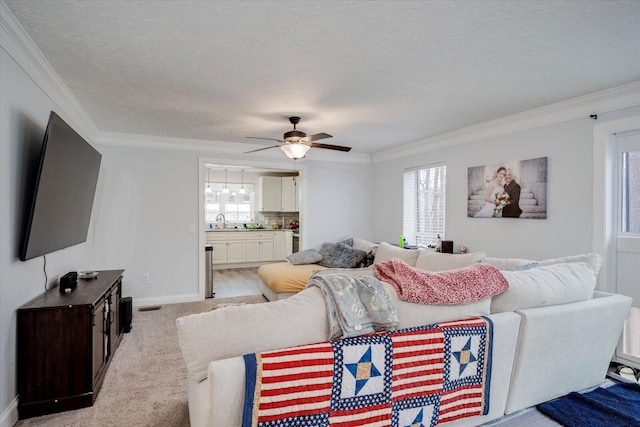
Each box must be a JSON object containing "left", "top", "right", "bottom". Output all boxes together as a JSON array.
[{"left": 5, "top": 0, "right": 640, "bottom": 155}]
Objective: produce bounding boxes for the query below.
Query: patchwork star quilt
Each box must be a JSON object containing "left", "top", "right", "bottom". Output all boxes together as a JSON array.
[{"left": 242, "top": 317, "right": 493, "bottom": 427}]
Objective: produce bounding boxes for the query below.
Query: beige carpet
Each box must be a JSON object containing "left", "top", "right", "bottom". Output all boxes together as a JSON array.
[{"left": 16, "top": 295, "right": 267, "bottom": 427}]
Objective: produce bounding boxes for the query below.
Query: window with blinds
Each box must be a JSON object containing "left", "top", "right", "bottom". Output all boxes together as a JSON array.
[{"left": 403, "top": 164, "right": 446, "bottom": 247}]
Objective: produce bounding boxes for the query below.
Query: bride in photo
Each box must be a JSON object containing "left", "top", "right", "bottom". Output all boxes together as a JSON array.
[{"left": 474, "top": 166, "right": 507, "bottom": 218}]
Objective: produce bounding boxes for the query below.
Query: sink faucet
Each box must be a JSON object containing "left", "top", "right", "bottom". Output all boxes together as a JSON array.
[{"left": 215, "top": 213, "right": 226, "bottom": 229}]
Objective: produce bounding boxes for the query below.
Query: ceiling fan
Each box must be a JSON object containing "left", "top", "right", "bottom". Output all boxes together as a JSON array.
[{"left": 244, "top": 116, "right": 351, "bottom": 160}]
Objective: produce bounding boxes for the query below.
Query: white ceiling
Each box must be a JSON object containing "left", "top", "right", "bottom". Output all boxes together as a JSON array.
[{"left": 5, "top": 0, "right": 640, "bottom": 155}]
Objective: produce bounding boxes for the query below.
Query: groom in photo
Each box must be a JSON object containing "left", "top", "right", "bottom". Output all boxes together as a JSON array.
[{"left": 502, "top": 169, "right": 523, "bottom": 218}]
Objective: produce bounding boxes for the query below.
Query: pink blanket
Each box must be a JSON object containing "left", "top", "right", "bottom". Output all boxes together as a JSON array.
[{"left": 373, "top": 258, "right": 509, "bottom": 305}]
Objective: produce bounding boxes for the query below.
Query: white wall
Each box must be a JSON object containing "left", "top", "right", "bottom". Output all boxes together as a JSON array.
[
  {"left": 372, "top": 106, "right": 640, "bottom": 260},
  {"left": 0, "top": 48, "right": 99, "bottom": 424},
  {"left": 93, "top": 145, "right": 200, "bottom": 304},
  {"left": 302, "top": 160, "right": 374, "bottom": 249}
]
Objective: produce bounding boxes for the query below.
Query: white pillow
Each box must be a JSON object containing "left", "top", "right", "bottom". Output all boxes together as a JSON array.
[
  {"left": 373, "top": 242, "right": 420, "bottom": 266},
  {"left": 538, "top": 253, "right": 603, "bottom": 276},
  {"left": 490, "top": 262, "right": 597, "bottom": 313},
  {"left": 352, "top": 237, "right": 379, "bottom": 255},
  {"left": 483, "top": 257, "right": 536, "bottom": 270},
  {"left": 414, "top": 251, "right": 487, "bottom": 271}
]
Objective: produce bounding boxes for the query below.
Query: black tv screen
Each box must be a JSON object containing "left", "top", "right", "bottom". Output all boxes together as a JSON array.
[{"left": 20, "top": 111, "right": 102, "bottom": 261}]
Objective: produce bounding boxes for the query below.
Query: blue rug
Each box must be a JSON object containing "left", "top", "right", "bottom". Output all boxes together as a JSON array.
[{"left": 537, "top": 383, "right": 640, "bottom": 426}]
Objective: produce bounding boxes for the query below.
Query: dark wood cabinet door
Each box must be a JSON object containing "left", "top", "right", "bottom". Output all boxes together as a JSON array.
[{"left": 92, "top": 299, "right": 106, "bottom": 383}]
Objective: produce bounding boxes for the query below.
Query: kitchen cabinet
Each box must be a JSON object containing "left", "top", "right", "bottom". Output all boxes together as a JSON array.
[
  {"left": 274, "top": 230, "right": 293, "bottom": 259},
  {"left": 206, "top": 230, "right": 290, "bottom": 264},
  {"left": 259, "top": 176, "right": 299, "bottom": 212},
  {"left": 259, "top": 176, "right": 282, "bottom": 211},
  {"left": 281, "top": 176, "right": 298, "bottom": 212},
  {"left": 246, "top": 231, "right": 274, "bottom": 262},
  {"left": 207, "top": 231, "right": 246, "bottom": 264}
]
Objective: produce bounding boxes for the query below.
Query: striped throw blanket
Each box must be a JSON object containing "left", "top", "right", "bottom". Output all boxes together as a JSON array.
[{"left": 242, "top": 317, "right": 493, "bottom": 426}]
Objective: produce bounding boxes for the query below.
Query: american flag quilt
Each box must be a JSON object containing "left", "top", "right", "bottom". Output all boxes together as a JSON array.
[{"left": 242, "top": 317, "right": 493, "bottom": 427}]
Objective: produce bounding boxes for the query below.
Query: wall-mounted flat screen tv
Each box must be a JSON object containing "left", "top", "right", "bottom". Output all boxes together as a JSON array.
[{"left": 20, "top": 111, "right": 102, "bottom": 261}]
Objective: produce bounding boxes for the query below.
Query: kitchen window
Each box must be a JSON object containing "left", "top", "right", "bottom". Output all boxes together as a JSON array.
[
  {"left": 403, "top": 164, "right": 446, "bottom": 247},
  {"left": 205, "top": 183, "right": 255, "bottom": 224}
]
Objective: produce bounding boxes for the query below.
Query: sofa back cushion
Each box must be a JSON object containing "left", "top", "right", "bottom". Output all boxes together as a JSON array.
[
  {"left": 176, "top": 288, "right": 330, "bottom": 382},
  {"left": 538, "top": 253, "right": 603, "bottom": 276},
  {"left": 414, "top": 251, "right": 487, "bottom": 271},
  {"left": 373, "top": 242, "right": 421, "bottom": 266},
  {"left": 490, "top": 262, "right": 597, "bottom": 313},
  {"left": 483, "top": 257, "right": 536, "bottom": 270}
]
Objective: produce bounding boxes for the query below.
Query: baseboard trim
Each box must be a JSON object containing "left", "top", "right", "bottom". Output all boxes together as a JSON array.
[
  {"left": 133, "top": 293, "right": 201, "bottom": 308},
  {"left": 0, "top": 396, "right": 18, "bottom": 427}
]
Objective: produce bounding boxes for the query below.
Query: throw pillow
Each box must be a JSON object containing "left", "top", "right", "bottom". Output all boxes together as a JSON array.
[
  {"left": 338, "top": 237, "right": 354, "bottom": 247},
  {"left": 483, "top": 257, "right": 536, "bottom": 270},
  {"left": 538, "top": 253, "right": 603, "bottom": 276},
  {"left": 502, "top": 262, "right": 540, "bottom": 271},
  {"left": 414, "top": 251, "right": 487, "bottom": 271},
  {"left": 287, "top": 249, "right": 323, "bottom": 265},
  {"left": 373, "top": 242, "right": 421, "bottom": 266},
  {"left": 490, "top": 262, "right": 597, "bottom": 313},
  {"left": 352, "top": 237, "right": 379, "bottom": 255},
  {"left": 318, "top": 242, "right": 367, "bottom": 268}
]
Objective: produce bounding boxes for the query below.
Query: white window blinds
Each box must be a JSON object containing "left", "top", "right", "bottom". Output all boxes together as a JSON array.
[{"left": 403, "top": 164, "right": 446, "bottom": 247}]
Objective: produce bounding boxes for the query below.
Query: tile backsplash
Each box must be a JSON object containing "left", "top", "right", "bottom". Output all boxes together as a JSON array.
[{"left": 256, "top": 212, "right": 300, "bottom": 229}]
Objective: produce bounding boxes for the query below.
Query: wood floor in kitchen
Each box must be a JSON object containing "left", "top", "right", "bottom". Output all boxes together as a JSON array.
[{"left": 212, "top": 267, "right": 262, "bottom": 298}]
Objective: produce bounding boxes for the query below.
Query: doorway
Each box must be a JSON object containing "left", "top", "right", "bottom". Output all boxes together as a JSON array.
[{"left": 198, "top": 158, "right": 304, "bottom": 300}]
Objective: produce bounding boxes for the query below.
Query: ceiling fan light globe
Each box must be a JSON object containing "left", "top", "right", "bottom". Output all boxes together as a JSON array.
[{"left": 281, "top": 143, "right": 310, "bottom": 160}]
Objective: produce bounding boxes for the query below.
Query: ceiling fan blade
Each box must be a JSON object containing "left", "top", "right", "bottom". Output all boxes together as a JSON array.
[
  {"left": 307, "top": 133, "right": 333, "bottom": 142},
  {"left": 246, "top": 137, "right": 284, "bottom": 142},
  {"left": 310, "top": 142, "right": 351, "bottom": 152},
  {"left": 243, "top": 144, "right": 282, "bottom": 154}
]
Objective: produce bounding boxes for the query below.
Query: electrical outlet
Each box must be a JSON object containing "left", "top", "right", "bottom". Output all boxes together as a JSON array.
[
  {"left": 142, "top": 274, "right": 150, "bottom": 284},
  {"left": 188, "top": 223, "right": 195, "bottom": 234}
]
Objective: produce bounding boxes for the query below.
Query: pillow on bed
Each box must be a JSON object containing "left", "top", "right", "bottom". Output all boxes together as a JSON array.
[
  {"left": 287, "top": 249, "right": 323, "bottom": 265},
  {"left": 318, "top": 242, "right": 367, "bottom": 268}
]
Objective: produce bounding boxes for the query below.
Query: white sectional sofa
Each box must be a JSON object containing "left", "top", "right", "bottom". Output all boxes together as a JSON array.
[{"left": 176, "top": 244, "right": 632, "bottom": 426}]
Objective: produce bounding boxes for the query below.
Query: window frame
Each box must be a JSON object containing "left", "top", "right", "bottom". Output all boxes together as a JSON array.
[{"left": 402, "top": 163, "right": 446, "bottom": 248}]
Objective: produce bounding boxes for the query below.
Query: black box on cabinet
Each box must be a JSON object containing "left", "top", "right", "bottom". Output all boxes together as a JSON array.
[
  {"left": 59, "top": 271, "right": 77, "bottom": 292},
  {"left": 120, "top": 297, "right": 133, "bottom": 333}
]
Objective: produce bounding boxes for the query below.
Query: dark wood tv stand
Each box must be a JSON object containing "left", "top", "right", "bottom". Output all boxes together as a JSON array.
[{"left": 17, "top": 270, "right": 125, "bottom": 419}]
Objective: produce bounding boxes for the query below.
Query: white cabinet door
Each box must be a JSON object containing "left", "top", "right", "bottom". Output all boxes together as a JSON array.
[
  {"left": 273, "top": 231, "right": 293, "bottom": 260},
  {"left": 211, "top": 242, "right": 228, "bottom": 264},
  {"left": 260, "top": 238, "right": 274, "bottom": 261},
  {"left": 281, "top": 177, "right": 297, "bottom": 212},
  {"left": 245, "top": 239, "right": 260, "bottom": 262},
  {"left": 259, "top": 177, "right": 282, "bottom": 211},
  {"left": 247, "top": 232, "right": 274, "bottom": 261},
  {"left": 227, "top": 241, "right": 246, "bottom": 263}
]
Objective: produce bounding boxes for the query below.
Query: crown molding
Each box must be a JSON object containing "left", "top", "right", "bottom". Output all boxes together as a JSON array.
[
  {"left": 371, "top": 80, "right": 640, "bottom": 163},
  {"left": 0, "top": 1, "right": 99, "bottom": 142},
  {"left": 4, "top": 2, "right": 637, "bottom": 166},
  {"left": 95, "top": 131, "right": 373, "bottom": 164}
]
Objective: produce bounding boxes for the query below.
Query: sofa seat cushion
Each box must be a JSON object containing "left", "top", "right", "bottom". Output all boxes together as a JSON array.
[
  {"left": 259, "top": 262, "right": 327, "bottom": 293},
  {"left": 490, "top": 262, "right": 597, "bottom": 313}
]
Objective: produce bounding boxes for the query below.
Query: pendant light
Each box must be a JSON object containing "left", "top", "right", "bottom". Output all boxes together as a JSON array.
[
  {"left": 205, "top": 168, "right": 213, "bottom": 194},
  {"left": 239, "top": 169, "right": 246, "bottom": 194},
  {"left": 222, "top": 169, "right": 230, "bottom": 194}
]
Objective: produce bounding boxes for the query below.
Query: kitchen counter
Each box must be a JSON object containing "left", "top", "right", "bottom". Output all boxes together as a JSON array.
[{"left": 206, "top": 228, "right": 297, "bottom": 232}]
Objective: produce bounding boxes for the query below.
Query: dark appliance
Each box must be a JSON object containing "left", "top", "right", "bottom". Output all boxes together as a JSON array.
[
  {"left": 20, "top": 111, "right": 102, "bottom": 261},
  {"left": 120, "top": 296, "right": 133, "bottom": 333}
]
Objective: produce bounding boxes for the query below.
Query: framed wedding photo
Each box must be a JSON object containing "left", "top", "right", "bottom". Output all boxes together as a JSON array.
[{"left": 467, "top": 156, "right": 548, "bottom": 219}]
